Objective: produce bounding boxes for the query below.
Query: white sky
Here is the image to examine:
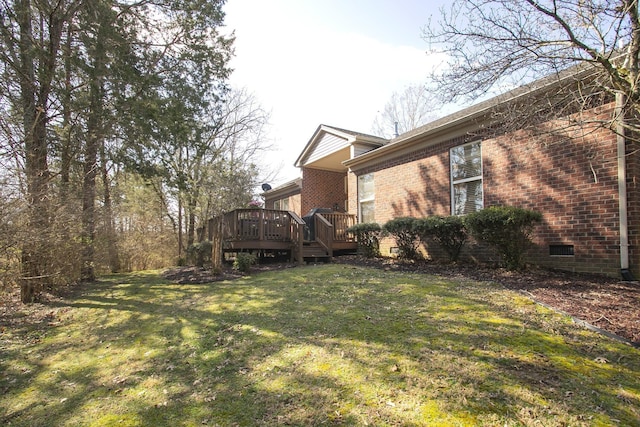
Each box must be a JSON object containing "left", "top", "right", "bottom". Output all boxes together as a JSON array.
[{"left": 223, "top": 0, "right": 449, "bottom": 187}]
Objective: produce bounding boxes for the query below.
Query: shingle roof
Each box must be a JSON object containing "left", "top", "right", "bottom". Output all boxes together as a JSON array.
[{"left": 344, "top": 62, "right": 601, "bottom": 168}]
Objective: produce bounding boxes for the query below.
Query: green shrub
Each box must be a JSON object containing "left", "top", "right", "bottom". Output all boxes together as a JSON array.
[
  {"left": 186, "top": 240, "right": 213, "bottom": 268},
  {"left": 233, "top": 252, "right": 257, "bottom": 273},
  {"left": 383, "top": 217, "right": 421, "bottom": 260},
  {"left": 464, "top": 206, "right": 543, "bottom": 270},
  {"left": 414, "top": 216, "right": 467, "bottom": 262},
  {"left": 346, "top": 223, "right": 384, "bottom": 258}
]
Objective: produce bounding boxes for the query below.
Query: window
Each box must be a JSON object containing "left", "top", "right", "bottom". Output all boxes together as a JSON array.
[
  {"left": 358, "top": 173, "right": 375, "bottom": 223},
  {"left": 273, "top": 198, "right": 289, "bottom": 210},
  {"left": 450, "top": 141, "right": 483, "bottom": 215}
]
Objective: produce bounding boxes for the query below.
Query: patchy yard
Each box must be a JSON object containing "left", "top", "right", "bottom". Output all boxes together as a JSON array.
[
  {"left": 1, "top": 264, "right": 639, "bottom": 426},
  {"left": 335, "top": 256, "right": 640, "bottom": 346}
]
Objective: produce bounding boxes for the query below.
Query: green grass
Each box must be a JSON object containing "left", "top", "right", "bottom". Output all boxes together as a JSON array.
[{"left": 1, "top": 265, "right": 639, "bottom": 426}]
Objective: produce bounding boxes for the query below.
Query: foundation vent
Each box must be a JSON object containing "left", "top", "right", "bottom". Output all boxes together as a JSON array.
[{"left": 549, "top": 245, "right": 574, "bottom": 256}]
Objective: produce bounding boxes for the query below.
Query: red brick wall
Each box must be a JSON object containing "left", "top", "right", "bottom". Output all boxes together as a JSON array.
[
  {"left": 351, "top": 102, "right": 639, "bottom": 276},
  {"left": 484, "top": 108, "right": 621, "bottom": 275},
  {"left": 301, "top": 167, "right": 347, "bottom": 215}
]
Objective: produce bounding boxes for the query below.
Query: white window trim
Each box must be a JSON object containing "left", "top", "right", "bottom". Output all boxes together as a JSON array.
[
  {"left": 273, "top": 197, "right": 289, "bottom": 211},
  {"left": 358, "top": 173, "right": 375, "bottom": 223},
  {"left": 450, "top": 140, "right": 484, "bottom": 215}
]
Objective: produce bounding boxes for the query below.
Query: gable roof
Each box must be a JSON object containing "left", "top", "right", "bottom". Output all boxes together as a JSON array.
[
  {"left": 294, "top": 124, "right": 387, "bottom": 171},
  {"left": 343, "top": 63, "right": 602, "bottom": 171}
]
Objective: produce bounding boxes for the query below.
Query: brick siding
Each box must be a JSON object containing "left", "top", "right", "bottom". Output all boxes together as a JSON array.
[
  {"left": 301, "top": 167, "right": 347, "bottom": 215},
  {"left": 347, "top": 102, "right": 640, "bottom": 277}
]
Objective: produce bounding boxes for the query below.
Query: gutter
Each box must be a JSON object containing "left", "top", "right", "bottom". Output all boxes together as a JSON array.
[{"left": 616, "top": 92, "right": 634, "bottom": 280}]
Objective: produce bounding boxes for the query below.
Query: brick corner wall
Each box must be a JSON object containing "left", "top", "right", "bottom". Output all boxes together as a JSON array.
[{"left": 301, "top": 167, "right": 347, "bottom": 214}]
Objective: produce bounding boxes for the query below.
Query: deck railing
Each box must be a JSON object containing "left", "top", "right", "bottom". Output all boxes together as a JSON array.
[
  {"left": 314, "top": 214, "right": 334, "bottom": 257},
  {"left": 214, "top": 209, "right": 356, "bottom": 265},
  {"left": 222, "top": 209, "right": 296, "bottom": 241},
  {"left": 221, "top": 209, "right": 357, "bottom": 243},
  {"left": 289, "top": 211, "right": 306, "bottom": 263},
  {"left": 320, "top": 212, "right": 357, "bottom": 242}
]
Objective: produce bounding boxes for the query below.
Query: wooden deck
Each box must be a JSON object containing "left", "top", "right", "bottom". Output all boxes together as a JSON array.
[{"left": 212, "top": 209, "right": 357, "bottom": 264}]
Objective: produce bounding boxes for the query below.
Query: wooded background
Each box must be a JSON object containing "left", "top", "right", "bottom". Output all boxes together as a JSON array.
[{"left": 0, "top": 0, "right": 271, "bottom": 302}]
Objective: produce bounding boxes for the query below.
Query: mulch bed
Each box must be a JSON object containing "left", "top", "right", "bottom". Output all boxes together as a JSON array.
[{"left": 2, "top": 257, "right": 639, "bottom": 348}]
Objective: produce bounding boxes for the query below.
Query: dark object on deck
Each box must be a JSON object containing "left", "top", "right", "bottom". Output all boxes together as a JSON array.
[{"left": 303, "top": 208, "right": 333, "bottom": 241}]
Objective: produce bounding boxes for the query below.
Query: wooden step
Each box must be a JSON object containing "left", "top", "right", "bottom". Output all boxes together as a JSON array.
[{"left": 302, "top": 242, "right": 331, "bottom": 262}]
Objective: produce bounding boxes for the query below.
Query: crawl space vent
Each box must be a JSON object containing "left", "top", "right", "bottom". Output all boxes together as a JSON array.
[{"left": 549, "top": 245, "right": 574, "bottom": 256}]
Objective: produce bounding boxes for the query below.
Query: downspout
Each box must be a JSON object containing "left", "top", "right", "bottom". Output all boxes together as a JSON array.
[{"left": 616, "top": 92, "right": 634, "bottom": 280}]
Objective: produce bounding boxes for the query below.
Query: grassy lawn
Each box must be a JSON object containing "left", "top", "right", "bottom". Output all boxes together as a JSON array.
[{"left": 1, "top": 264, "right": 639, "bottom": 426}]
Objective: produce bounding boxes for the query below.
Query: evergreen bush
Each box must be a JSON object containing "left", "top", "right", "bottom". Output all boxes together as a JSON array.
[
  {"left": 414, "top": 216, "right": 467, "bottom": 262},
  {"left": 186, "top": 240, "right": 213, "bottom": 268},
  {"left": 464, "top": 206, "right": 542, "bottom": 270},
  {"left": 346, "top": 223, "right": 384, "bottom": 258},
  {"left": 233, "top": 252, "right": 257, "bottom": 273},
  {"left": 383, "top": 217, "right": 421, "bottom": 260}
]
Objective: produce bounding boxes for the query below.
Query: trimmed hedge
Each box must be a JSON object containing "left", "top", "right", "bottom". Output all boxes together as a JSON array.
[
  {"left": 383, "top": 217, "right": 421, "bottom": 260},
  {"left": 346, "top": 223, "right": 384, "bottom": 258},
  {"left": 414, "top": 216, "right": 467, "bottom": 262},
  {"left": 464, "top": 206, "right": 542, "bottom": 270}
]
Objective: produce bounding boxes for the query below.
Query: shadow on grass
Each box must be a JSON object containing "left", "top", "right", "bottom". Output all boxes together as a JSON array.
[{"left": 1, "top": 265, "right": 639, "bottom": 426}]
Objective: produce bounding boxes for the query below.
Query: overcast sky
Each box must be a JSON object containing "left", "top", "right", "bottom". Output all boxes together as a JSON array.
[{"left": 223, "top": 0, "right": 449, "bottom": 186}]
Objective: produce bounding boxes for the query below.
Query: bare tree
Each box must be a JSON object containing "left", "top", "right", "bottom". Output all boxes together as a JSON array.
[
  {"left": 371, "top": 84, "right": 439, "bottom": 139},
  {"left": 423, "top": 0, "right": 640, "bottom": 137}
]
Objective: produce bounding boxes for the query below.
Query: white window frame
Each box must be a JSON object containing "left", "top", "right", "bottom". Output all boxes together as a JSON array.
[
  {"left": 450, "top": 141, "right": 483, "bottom": 215},
  {"left": 358, "top": 173, "right": 375, "bottom": 223},
  {"left": 273, "top": 197, "right": 289, "bottom": 210}
]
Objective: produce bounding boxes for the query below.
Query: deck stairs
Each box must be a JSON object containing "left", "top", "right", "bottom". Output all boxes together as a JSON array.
[{"left": 302, "top": 241, "right": 331, "bottom": 263}]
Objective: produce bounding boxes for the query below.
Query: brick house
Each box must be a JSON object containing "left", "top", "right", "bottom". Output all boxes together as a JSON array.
[
  {"left": 264, "top": 69, "right": 640, "bottom": 278},
  {"left": 263, "top": 178, "right": 302, "bottom": 213}
]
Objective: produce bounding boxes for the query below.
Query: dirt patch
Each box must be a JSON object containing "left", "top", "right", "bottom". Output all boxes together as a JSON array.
[
  {"left": 162, "top": 262, "right": 296, "bottom": 284},
  {"left": 162, "top": 266, "right": 245, "bottom": 283}
]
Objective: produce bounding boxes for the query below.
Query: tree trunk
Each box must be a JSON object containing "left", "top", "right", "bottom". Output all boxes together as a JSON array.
[
  {"left": 81, "top": 17, "right": 108, "bottom": 282},
  {"left": 17, "top": 0, "right": 59, "bottom": 302},
  {"left": 210, "top": 216, "right": 223, "bottom": 271},
  {"left": 187, "top": 194, "right": 197, "bottom": 248},
  {"left": 178, "top": 196, "right": 184, "bottom": 261},
  {"left": 102, "top": 145, "right": 120, "bottom": 272},
  {"left": 60, "top": 24, "right": 74, "bottom": 192},
  {"left": 81, "top": 127, "right": 99, "bottom": 282}
]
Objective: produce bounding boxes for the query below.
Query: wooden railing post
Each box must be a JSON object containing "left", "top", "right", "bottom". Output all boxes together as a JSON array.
[
  {"left": 288, "top": 211, "right": 305, "bottom": 265},
  {"left": 258, "top": 209, "right": 264, "bottom": 240}
]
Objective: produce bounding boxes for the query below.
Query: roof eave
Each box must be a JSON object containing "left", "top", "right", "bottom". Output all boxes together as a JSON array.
[
  {"left": 295, "top": 124, "right": 386, "bottom": 168},
  {"left": 344, "top": 64, "right": 600, "bottom": 170}
]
